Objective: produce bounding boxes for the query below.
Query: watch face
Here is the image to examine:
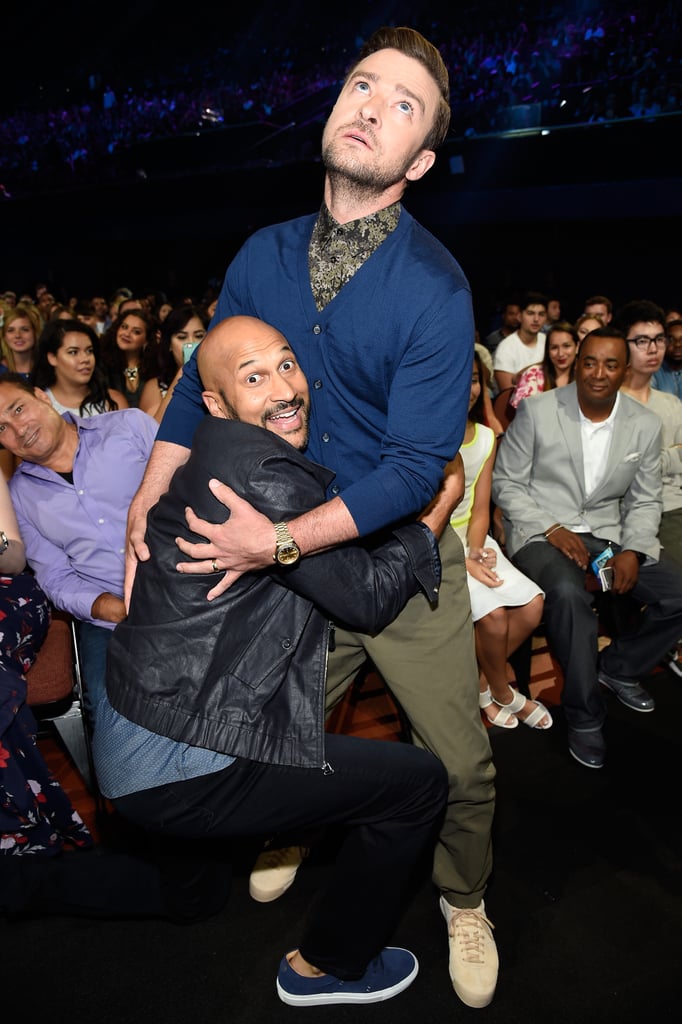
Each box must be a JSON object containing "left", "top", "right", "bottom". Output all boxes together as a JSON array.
[{"left": 276, "top": 543, "right": 300, "bottom": 565}]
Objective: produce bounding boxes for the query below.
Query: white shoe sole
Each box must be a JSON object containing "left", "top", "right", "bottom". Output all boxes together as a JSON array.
[
  {"left": 249, "top": 874, "right": 297, "bottom": 903},
  {"left": 666, "top": 655, "right": 682, "bottom": 678},
  {"left": 276, "top": 953, "right": 418, "bottom": 1005}
]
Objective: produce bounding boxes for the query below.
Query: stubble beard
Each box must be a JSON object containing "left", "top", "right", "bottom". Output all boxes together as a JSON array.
[{"left": 321, "top": 129, "right": 415, "bottom": 201}]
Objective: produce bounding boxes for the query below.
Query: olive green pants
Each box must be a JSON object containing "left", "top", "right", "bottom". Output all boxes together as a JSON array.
[
  {"left": 326, "top": 526, "right": 496, "bottom": 907},
  {"left": 659, "top": 508, "right": 682, "bottom": 570}
]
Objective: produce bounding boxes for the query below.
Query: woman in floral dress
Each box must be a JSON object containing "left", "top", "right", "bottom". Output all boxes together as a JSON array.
[{"left": 0, "top": 474, "right": 93, "bottom": 856}]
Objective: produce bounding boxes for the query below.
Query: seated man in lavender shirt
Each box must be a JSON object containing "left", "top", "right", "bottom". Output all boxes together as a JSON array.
[{"left": 0, "top": 373, "right": 157, "bottom": 724}]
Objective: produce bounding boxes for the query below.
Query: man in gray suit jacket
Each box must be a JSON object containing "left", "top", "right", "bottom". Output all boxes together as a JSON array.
[{"left": 493, "top": 327, "right": 682, "bottom": 768}]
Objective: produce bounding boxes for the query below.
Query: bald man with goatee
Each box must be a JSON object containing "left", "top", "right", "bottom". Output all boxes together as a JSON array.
[{"left": 94, "top": 315, "right": 448, "bottom": 1007}]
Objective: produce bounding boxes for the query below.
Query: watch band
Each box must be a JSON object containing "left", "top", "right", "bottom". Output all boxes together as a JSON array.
[
  {"left": 273, "top": 521, "right": 301, "bottom": 565},
  {"left": 274, "top": 521, "right": 295, "bottom": 551}
]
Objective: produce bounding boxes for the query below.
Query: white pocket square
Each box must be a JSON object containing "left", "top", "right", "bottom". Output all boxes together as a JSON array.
[{"left": 623, "top": 452, "right": 641, "bottom": 462}]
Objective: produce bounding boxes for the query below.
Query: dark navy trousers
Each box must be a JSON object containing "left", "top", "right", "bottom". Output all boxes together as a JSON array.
[
  {"left": 514, "top": 536, "right": 682, "bottom": 730},
  {"left": 114, "top": 732, "right": 447, "bottom": 978}
]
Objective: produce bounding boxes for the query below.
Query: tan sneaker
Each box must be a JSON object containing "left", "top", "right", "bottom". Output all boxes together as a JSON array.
[
  {"left": 248, "top": 845, "right": 309, "bottom": 903},
  {"left": 439, "top": 895, "right": 498, "bottom": 1008}
]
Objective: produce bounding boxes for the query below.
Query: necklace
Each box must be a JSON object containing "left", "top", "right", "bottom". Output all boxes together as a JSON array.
[{"left": 124, "top": 367, "right": 139, "bottom": 382}]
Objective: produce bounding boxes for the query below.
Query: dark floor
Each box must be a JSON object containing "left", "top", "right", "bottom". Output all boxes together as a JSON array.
[{"left": 4, "top": 663, "right": 681, "bottom": 1024}]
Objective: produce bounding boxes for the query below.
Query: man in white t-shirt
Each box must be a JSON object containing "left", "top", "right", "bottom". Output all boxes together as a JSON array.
[{"left": 493, "top": 291, "right": 548, "bottom": 393}]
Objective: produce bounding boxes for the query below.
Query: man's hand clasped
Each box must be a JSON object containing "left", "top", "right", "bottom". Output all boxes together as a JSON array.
[
  {"left": 174, "top": 479, "right": 274, "bottom": 601},
  {"left": 545, "top": 525, "right": 639, "bottom": 594}
]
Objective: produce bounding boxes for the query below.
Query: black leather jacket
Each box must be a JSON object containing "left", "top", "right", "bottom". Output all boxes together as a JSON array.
[{"left": 107, "top": 418, "right": 440, "bottom": 768}]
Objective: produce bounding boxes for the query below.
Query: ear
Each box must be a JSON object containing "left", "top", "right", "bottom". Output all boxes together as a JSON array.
[
  {"left": 34, "top": 387, "right": 54, "bottom": 406},
  {"left": 47, "top": 352, "right": 58, "bottom": 367},
  {"left": 202, "top": 390, "right": 227, "bottom": 418},
  {"left": 405, "top": 148, "right": 436, "bottom": 182}
]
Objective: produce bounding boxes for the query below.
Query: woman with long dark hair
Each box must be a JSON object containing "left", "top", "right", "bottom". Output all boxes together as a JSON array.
[
  {"left": 32, "top": 319, "right": 127, "bottom": 416},
  {"left": 100, "top": 308, "right": 159, "bottom": 408},
  {"left": 139, "top": 304, "right": 209, "bottom": 421},
  {"left": 510, "top": 321, "right": 579, "bottom": 409}
]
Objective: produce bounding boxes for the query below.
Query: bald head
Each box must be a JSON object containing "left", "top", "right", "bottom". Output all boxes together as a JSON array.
[{"left": 198, "top": 315, "right": 310, "bottom": 450}]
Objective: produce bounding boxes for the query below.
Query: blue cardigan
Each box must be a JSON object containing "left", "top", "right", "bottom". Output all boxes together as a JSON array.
[{"left": 158, "top": 206, "right": 474, "bottom": 536}]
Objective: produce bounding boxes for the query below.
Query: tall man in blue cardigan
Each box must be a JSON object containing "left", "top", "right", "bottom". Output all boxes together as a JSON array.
[{"left": 125, "top": 26, "right": 497, "bottom": 1010}]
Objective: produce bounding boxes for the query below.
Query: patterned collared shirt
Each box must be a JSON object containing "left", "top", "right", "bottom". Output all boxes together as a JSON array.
[{"left": 308, "top": 202, "right": 401, "bottom": 311}]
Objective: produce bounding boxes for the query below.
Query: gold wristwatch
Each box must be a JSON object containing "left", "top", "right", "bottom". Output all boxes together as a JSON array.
[{"left": 273, "top": 522, "right": 301, "bottom": 566}]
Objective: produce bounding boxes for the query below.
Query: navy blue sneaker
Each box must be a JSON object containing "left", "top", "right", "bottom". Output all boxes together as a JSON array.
[{"left": 276, "top": 947, "right": 419, "bottom": 1006}]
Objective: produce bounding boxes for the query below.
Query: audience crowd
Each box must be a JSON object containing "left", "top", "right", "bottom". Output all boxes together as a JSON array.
[
  {"left": 1, "top": 0, "right": 681, "bottom": 198},
  {"left": 3, "top": 280, "right": 681, "bottom": 778}
]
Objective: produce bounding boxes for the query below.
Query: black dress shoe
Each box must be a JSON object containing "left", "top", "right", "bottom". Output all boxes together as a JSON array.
[
  {"left": 567, "top": 727, "right": 605, "bottom": 769},
  {"left": 598, "top": 670, "right": 655, "bottom": 712}
]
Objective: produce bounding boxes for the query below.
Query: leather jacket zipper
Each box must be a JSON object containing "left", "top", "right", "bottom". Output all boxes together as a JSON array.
[{"left": 321, "top": 622, "right": 335, "bottom": 773}]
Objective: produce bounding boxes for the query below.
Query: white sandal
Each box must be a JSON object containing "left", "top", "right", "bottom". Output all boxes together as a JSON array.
[
  {"left": 493, "top": 685, "right": 553, "bottom": 730},
  {"left": 479, "top": 686, "right": 518, "bottom": 729}
]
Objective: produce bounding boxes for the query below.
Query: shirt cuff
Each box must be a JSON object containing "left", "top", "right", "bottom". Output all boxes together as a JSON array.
[{"left": 392, "top": 521, "right": 442, "bottom": 600}]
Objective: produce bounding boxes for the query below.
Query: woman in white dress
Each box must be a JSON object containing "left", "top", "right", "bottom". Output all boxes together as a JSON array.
[{"left": 449, "top": 349, "right": 552, "bottom": 730}]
